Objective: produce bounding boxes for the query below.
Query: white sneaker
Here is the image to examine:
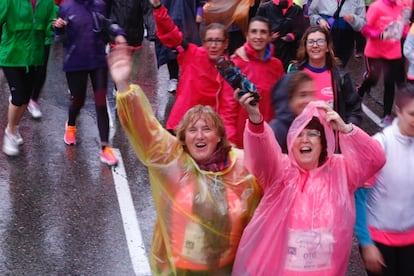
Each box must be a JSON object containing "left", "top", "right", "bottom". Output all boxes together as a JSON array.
[
  {"left": 8, "top": 126, "right": 23, "bottom": 145},
  {"left": 167, "top": 79, "right": 178, "bottom": 94},
  {"left": 28, "top": 99, "right": 42, "bottom": 119},
  {"left": 3, "top": 127, "right": 20, "bottom": 156}
]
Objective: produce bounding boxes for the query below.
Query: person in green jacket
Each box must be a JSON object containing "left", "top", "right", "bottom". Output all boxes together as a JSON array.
[{"left": 0, "top": 0, "right": 57, "bottom": 156}]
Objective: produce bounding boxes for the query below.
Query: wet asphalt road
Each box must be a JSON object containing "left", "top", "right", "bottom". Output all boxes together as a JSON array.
[{"left": 0, "top": 39, "right": 382, "bottom": 275}]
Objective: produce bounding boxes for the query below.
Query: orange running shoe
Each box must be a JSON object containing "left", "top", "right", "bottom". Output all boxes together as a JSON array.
[
  {"left": 64, "top": 123, "right": 77, "bottom": 145},
  {"left": 100, "top": 146, "right": 118, "bottom": 166}
]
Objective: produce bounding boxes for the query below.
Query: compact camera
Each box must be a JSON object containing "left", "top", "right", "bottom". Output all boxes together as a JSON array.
[{"left": 215, "top": 56, "right": 261, "bottom": 105}]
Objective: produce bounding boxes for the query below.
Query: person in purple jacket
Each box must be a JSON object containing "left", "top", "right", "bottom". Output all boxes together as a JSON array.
[{"left": 53, "top": 0, "right": 126, "bottom": 166}]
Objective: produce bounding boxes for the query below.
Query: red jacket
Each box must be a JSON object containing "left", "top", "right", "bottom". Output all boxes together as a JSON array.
[
  {"left": 231, "top": 42, "right": 284, "bottom": 148},
  {"left": 154, "top": 6, "right": 237, "bottom": 142}
]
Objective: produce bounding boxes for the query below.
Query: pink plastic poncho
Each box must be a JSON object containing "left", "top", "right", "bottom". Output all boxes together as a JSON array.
[
  {"left": 233, "top": 101, "right": 386, "bottom": 275},
  {"left": 116, "top": 85, "right": 262, "bottom": 275}
]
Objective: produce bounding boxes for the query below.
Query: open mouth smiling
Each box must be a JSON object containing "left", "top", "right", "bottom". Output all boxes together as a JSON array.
[{"left": 300, "top": 146, "right": 312, "bottom": 153}]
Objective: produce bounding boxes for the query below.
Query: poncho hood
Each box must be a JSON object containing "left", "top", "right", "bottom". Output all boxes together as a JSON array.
[{"left": 287, "top": 101, "right": 336, "bottom": 164}]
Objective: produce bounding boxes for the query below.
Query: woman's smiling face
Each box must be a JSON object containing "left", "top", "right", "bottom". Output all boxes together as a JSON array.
[
  {"left": 184, "top": 117, "right": 221, "bottom": 163},
  {"left": 306, "top": 31, "right": 327, "bottom": 64},
  {"left": 292, "top": 128, "right": 322, "bottom": 170}
]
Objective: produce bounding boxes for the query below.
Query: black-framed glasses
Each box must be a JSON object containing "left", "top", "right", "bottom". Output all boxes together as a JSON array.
[
  {"left": 297, "top": 130, "right": 321, "bottom": 139},
  {"left": 203, "top": 38, "right": 225, "bottom": 45},
  {"left": 306, "top": 38, "right": 326, "bottom": 47}
]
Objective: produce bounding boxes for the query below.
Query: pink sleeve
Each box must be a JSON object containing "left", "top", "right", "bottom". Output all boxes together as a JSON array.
[
  {"left": 361, "top": 25, "right": 381, "bottom": 39},
  {"left": 340, "top": 127, "right": 386, "bottom": 191},
  {"left": 244, "top": 122, "right": 289, "bottom": 191}
]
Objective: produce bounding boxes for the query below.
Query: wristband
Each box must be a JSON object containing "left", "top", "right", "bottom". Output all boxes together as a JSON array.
[{"left": 249, "top": 115, "right": 264, "bottom": 125}]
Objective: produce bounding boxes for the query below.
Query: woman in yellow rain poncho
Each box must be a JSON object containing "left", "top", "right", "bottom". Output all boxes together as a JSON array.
[{"left": 108, "top": 45, "right": 262, "bottom": 275}]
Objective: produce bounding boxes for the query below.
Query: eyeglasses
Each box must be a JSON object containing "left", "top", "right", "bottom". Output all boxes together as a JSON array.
[
  {"left": 204, "top": 38, "right": 225, "bottom": 45},
  {"left": 297, "top": 130, "right": 321, "bottom": 138},
  {"left": 306, "top": 39, "right": 326, "bottom": 47}
]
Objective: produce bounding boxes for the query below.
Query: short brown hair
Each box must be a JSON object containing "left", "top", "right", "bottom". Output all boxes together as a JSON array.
[{"left": 287, "top": 71, "right": 314, "bottom": 100}]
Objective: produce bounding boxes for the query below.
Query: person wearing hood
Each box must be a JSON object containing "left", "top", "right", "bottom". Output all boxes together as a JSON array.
[
  {"left": 228, "top": 16, "right": 284, "bottom": 149},
  {"left": 256, "top": 0, "right": 307, "bottom": 70},
  {"left": 53, "top": 0, "right": 126, "bottom": 166},
  {"left": 269, "top": 70, "right": 315, "bottom": 153},
  {"left": 106, "top": 44, "right": 262, "bottom": 275},
  {"left": 232, "top": 92, "right": 386, "bottom": 274}
]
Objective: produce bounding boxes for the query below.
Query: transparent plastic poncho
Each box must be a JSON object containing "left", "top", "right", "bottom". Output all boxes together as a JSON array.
[
  {"left": 233, "top": 101, "right": 385, "bottom": 275},
  {"left": 116, "top": 85, "right": 262, "bottom": 275}
]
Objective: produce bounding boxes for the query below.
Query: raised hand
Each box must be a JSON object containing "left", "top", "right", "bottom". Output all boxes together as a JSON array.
[
  {"left": 235, "top": 89, "right": 262, "bottom": 124},
  {"left": 107, "top": 45, "right": 133, "bottom": 92},
  {"left": 318, "top": 104, "right": 353, "bottom": 133}
]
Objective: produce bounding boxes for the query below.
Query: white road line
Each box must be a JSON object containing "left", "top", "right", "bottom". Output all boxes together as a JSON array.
[
  {"left": 362, "top": 103, "right": 383, "bottom": 128},
  {"left": 111, "top": 149, "right": 152, "bottom": 276}
]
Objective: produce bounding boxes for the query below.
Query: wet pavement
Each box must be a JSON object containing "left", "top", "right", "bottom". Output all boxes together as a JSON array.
[{"left": 0, "top": 38, "right": 384, "bottom": 275}]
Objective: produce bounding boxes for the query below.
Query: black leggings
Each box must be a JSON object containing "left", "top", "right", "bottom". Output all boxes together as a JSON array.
[
  {"left": 65, "top": 68, "right": 109, "bottom": 144},
  {"left": 331, "top": 28, "right": 354, "bottom": 67},
  {"left": 31, "top": 44, "right": 51, "bottom": 101},
  {"left": 366, "top": 242, "right": 414, "bottom": 276},
  {"left": 358, "top": 57, "right": 405, "bottom": 117},
  {"left": 167, "top": 59, "right": 179, "bottom": 80},
  {"left": 3, "top": 66, "right": 36, "bottom": 106}
]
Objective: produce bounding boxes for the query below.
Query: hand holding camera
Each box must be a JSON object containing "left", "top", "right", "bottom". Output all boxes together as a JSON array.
[{"left": 215, "top": 56, "right": 261, "bottom": 106}]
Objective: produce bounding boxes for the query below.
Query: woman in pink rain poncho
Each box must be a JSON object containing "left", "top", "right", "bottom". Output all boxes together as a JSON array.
[{"left": 232, "top": 93, "right": 386, "bottom": 275}]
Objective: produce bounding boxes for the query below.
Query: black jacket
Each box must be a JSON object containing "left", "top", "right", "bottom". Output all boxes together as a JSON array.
[
  {"left": 256, "top": 2, "right": 307, "bottom": 70},
  {"left": 106, "top": 0, "right": 155, "bottom": 46}
]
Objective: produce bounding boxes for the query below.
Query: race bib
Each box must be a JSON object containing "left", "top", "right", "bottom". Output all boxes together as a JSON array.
[
  {"left": 181, "top": 222, "right": 207, "bottom": 264},
  {"left": 285, "top": 228, "right": 334, "bottom": 271}
]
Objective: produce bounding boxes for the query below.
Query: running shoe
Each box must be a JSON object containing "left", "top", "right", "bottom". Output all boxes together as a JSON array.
[
  {"left": 167, "top": 79, "right": 178, "bottom": 94},
  {"left": 28, "top": 99, "right": 42, "bottom": 119},
  {"left": 8, "top": 126, "right": 23, "bottom": 145},
  {"left": 64, "top": 123, "right": 77, "bottom": 145},
  {"left": 3, "top": 127, "right": 20, "bottom": 156},
  {"left": 100, "top": 146, "right": 119, "bottom": 166}
]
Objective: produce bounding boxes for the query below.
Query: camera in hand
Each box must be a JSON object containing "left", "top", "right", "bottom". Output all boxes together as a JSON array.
[{"left": 215, "top": 56, "right": 261, "bottom": 106}]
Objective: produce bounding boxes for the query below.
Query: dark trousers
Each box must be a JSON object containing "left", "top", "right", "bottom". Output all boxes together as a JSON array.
[
  {"left": 3, "top": 66, "right": 36, "bottom": 106},
  {"left": 31, "top": 45, "right": 51, "bottom": 101},
  {"left": 331, "top": 28, "right": 354, "bottom": 67},
  {"left": 366, "top": 242, "right": 414, "bottom": 276},
  {"left": 358, "top": 57, "right": 405, "bottom": 116},
  {"left": 65, "top": 68, "right": 109, "bottom": 143}
]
